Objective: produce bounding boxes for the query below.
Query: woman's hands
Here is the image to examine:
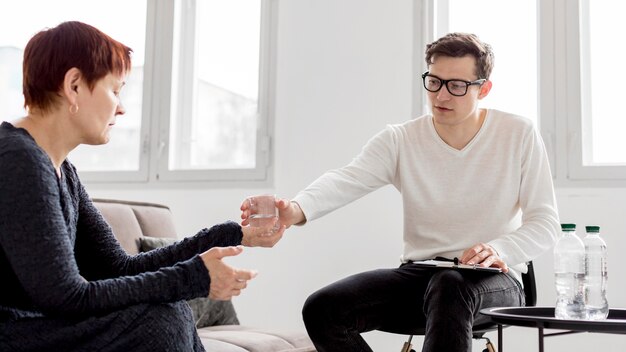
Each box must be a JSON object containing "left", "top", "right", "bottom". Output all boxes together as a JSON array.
[
  {"left": 239, "top": 196, "right": 304, "bottom": 248},
  {"left": 241, "top": 218, "right": 286, "bottom": 247},
  {"left": 198, "top": 195, "right": 306, "bottom": 300},
  {"left": 459, "top": 243, "right": 509, "bottom": 273},
  {"left": 200, "top": 246, "right": 257, "bottom": 300}
]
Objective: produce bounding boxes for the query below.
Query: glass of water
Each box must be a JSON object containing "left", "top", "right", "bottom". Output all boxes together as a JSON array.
[{"left": 247, "top": 194, "right": 279, "bottom": 229}]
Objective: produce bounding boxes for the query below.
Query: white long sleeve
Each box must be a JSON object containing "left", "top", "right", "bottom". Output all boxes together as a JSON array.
[{"left": 293, "top": 109, "right": 560, "bottom": 281}]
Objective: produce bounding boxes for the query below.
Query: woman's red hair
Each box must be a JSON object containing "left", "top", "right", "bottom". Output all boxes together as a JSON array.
[{"left": 22, "top": 21, "right": 132, "bottom": 113}]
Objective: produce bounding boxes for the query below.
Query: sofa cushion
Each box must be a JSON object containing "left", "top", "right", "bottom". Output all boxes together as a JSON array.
[
  {"left": 197, "top": 326, "right": 316, "bottom": 352},
  {"left": 199, "top": 339, "right": 249, "bottom": 352},
  {"left": 130, "top": 204, "right": 177, "bottom": 238},
  {"left": 95, "top": 201, "right": 144, "bottom": 254},
  {"left": 138, "top": 236, "right": 179, "bottom": 252},
  {"left": 93, "top": 199, "right": 177, "bottom": 254},
  {"left": 187, "top": 296, "right": 239, "bottom": 327}
]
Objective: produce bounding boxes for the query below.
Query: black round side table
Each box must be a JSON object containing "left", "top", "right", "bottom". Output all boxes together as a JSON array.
[{"left": 480, "top": 306, "right": 626, "bottom": 352}]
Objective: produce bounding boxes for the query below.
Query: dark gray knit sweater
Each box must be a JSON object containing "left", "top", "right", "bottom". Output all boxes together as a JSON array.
[{"left": 0, "top": 121, "right": 243, "bottom": 320}]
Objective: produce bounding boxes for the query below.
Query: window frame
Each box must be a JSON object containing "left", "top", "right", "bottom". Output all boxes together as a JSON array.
[
  {"left": 414, "top": 0, "right": 626, "bottom": 187},
  {"left": 563, "top": 0, "right": 626, "bottom": 181},
  {"left": 79, "top": 0, "right": 276, "bottom": 185}
]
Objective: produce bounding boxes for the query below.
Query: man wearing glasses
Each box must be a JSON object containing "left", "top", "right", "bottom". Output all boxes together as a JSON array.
[{"left": 245, "top": 33, "right": 559, "bottom": 351}]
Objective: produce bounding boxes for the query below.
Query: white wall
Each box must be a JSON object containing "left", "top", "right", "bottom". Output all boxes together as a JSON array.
[{"left": 88, "top": 1, "right": 626, "bottom": 351}]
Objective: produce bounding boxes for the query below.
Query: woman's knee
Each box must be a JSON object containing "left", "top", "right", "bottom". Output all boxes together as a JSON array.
[
  {"left": 141, "top": 301, "right": 196, "bottom": 336},
  {"left": 102, "top": 301, "right": 200, "bottom": 352}
]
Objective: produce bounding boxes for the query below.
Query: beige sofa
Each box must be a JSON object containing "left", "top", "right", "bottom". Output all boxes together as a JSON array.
[{"left": 93, "top": 198, "right": 315, "bottom": 352}]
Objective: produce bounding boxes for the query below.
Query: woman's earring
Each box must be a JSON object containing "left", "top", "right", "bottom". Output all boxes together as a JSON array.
[{"left": 69, "top": 104, "right": 79, "bottom": 115}]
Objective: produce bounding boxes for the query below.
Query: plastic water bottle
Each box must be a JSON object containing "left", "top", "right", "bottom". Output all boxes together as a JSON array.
[
  {"left": 554, "top": 223, "right": 586, "bottom": 319},
  {"left": 583, "top": 225, "right": 609, "bottom": 320}
]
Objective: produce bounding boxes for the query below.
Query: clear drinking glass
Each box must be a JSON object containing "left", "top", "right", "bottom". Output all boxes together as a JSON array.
[{"left": 247, "top": 194, "right": 279, "bottom": 228}]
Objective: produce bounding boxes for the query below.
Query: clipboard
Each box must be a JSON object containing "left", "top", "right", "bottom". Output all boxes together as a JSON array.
[{"left": 410, "top": 259, "right": 502, "bottom": 273}]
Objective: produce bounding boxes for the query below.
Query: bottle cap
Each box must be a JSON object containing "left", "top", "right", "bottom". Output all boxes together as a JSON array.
[
  {"left": 585, "top": 225, "right": 600, "bottom": 233},
  {"left": 561, "top": 223, "right": 576, "bottom": 231}
]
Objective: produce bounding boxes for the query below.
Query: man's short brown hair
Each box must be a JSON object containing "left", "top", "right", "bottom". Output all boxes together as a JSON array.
[{"left": 425, "top": 32, "right": 494, "bottom": 80}]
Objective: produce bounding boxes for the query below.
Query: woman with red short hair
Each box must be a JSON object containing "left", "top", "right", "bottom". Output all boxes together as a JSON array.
[{"left": 0, "top": 21, "right": 283, "bottom": 352}]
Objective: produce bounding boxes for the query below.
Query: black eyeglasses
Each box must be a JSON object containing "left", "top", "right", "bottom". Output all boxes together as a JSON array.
[{"left": 421, "top": 72, "right": 486, "bottom": 97}]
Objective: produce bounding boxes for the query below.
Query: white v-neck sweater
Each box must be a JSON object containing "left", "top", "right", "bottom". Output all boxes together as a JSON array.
[{"left": 293, "top": 109, "right": 560, "bottom": 281}]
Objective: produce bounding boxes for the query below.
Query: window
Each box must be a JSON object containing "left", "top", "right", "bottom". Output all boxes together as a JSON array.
[
  {"left": 416, "top": 0, "right": 626, "bottom": 185},
  {"left": 0, "top": 0, "right": 147, "bottom": 176},
  {"left": 445, "top": 0, "right": 537, "bottom": 124},
  {"left": 555, "top": 0, "right": 626, "bottom": 181},
  {"left": 416, "top": 0, "right": 537, "bottom": 124},
  {"left": 0, "top": 0, "right": 275, "bottom": 184},
  {"left": 157, "top": 0, "right": 271, "bottom": 182},
  {"left": 563, "top": 0, "right": 626, "bottom": 181},
  {"left": 582, "top": 0, "right": 626, "bottom": 166}
]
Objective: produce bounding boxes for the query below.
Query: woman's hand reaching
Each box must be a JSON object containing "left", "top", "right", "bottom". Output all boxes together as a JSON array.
[
  {"left": 241, "top": 218, "right": 285, "bottom": 247},
  {"left": 200, "top": 246, "right": 257, "bottom": 300}
]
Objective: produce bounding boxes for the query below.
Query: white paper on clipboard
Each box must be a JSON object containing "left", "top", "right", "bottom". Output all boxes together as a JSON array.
[{"left": 410, "top": 259, "right": 502, "bottom": 273}]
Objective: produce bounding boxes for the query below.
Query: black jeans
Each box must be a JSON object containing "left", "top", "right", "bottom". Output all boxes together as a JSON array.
[{"left": 302, "top": 264, "right": 524, "bottom": 352}]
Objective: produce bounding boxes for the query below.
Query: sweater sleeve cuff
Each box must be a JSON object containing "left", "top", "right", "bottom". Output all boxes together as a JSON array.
[
  {"left": 222, "top": 220, "right": 244, "bottom": 245},
  {"left": 187, "top": 255, "right": 211, "bottom": 297},
  {"left": 292, "top": 194, "right": 315, "bottom": 223},
  {"left": 487, "top": 240, "right": 507, "bottom": 262},
  {"left": 290, "top": 200, "right": 308, "bottom": 226},
  {"left": 198, "top": 221, "right": 243, "bottom": 249}
]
